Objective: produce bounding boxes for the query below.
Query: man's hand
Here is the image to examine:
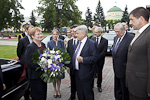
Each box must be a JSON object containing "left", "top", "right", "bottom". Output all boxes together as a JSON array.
[
  {"left": 67, "top": 68, "right": 70, "bottom": 74},
  {"left": 148, "top": 93, "right": 150, "bottom": 97},
  {"left": 3, "top": 84, "right": 6, "bottom": 90},
  {"left": 77, "top": 56, "right": 83, "bottom": 63}
]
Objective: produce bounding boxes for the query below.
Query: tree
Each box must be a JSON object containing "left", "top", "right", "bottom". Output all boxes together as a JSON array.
[
  {"left": 121, "top": 5, "right": 129, "bottom": 25},
  {"left": 36, "top": 0, "right": 82, "bottom": 32},
  {"left": 30, "top": 11, "right": 36, "bottom": 26},
  {"left": 85, "top": 7, "right": 93, "bottom": 29},
  {"left": 0, "top": 0, "right": 24, "bottom": 31},
  {"left": 94, "top": 0, "right": 106, "bottom": 27}
]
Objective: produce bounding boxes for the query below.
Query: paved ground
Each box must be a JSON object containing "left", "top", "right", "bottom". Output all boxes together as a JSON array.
[
  {"left": 0, "top": 40, "right": 18, "bottom": 46},
  {"left": 0, "top": 40, "right": 115, "bottom": 100}
]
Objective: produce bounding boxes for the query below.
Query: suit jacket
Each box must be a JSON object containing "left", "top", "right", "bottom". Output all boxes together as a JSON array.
[
  {"left": 67, "top": 39, "right": 76, "bottom": 75},
  {"left": 126, "top": 25, "right": 150, "bottom": 97},
  {"left": 75, "top": 38, "right": 97, "bottom": 81},
  {"left": 25, "top": 42, "right": 46, "bottom": 79},
  {"left": 47, "top": 39, "right": 65, "bottom": 51},
  {"left": 17, "top": 36, "right": 30, "bottom": 64},
  {"left": 92, "top": 37, "right": 108, "bottom": 63},
  {"left": 112, "top": 32, "right": 134, "bottom": 78}
]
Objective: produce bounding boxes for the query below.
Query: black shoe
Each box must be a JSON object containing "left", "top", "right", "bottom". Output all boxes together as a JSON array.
[
  {"left": 98, "top": 87, "right": 102, "bottom": 92},
  {"left": 58, "top": 94, "right": 61, "bottom": 98},
  {"left": 53, "top": 95, "right": 57, "bottom": 98}
]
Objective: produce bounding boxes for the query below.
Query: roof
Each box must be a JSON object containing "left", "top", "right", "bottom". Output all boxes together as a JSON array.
[{"left": 107, "top": 6, "right": 123, "bottom": 12}]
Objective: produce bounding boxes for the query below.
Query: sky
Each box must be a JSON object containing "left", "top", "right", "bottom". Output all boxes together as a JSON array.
[{"left": 20, "top": 0, "right": 149, "bottom": 19}]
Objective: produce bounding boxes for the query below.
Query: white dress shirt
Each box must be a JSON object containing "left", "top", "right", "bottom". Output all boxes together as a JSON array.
[
  {"left": 130, "top": 23, "right": 149, "bottom": 45},
  {"left": 75, "top": 36, "right": 87, "bottom": 70}
]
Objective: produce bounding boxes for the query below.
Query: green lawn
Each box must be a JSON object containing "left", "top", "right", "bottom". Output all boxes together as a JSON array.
[{"left": 0, "top": 45, "right": 17, "bottom": 59}]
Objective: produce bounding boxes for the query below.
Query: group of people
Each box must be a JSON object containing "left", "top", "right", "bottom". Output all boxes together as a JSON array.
[
  {"left": 112, "top": 7, "right": 150, "bottom": 100},
  {"left": 16, "top": 6, "right": 150, "bottom": 100}
]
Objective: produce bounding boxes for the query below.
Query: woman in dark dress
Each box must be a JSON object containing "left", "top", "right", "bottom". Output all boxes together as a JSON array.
[
  {"left": 47, "top": 29, "right": 65, "bottom": 98},
  {"left": 25, "top": 27, "right": 47, "bottom": 100}
]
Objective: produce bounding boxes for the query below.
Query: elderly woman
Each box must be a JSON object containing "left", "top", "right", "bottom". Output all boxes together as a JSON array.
[
  {"left": 47, "top": 29, "right": 65, "bottom": 98},
  {"left": 25, "top": 27, "right": 47, "bottom": 100}
]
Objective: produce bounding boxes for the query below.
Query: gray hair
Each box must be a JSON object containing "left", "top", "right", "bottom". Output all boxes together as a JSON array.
[
  {"left": 74, "top": 25, "right": 88, "bottom": 35},
  {"left": 114, "top": 23, "right": 125, "bottom": 30},
  {"left": 95, "top": 27, "right": 103, "bottom": 32}
]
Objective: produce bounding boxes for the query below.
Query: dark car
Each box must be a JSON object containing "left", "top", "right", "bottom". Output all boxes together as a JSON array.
[
  {"left": 102, "top": 32, "right": 116, "bottom": 55},
  {"left": 0, "top": 58, "right": 29, "bottom": 100}
]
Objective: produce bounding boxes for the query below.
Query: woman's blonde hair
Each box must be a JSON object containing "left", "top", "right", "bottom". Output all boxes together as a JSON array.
[{"left": 29, "top": 27, "right": 42, "bottom": 38}]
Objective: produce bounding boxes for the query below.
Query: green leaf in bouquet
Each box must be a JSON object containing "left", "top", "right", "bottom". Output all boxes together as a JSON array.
[
  {"left": 42, "top": 73, "right": 48, "bottom": 77},
  {"left": 63, "top": 61, "right": 71, "bottom": 64},
  {"left": 35, "top": 67, "right": 41, "bottom": 71},
  {"left": 43, "top": 77, "right": 48, "bottom": 83}
]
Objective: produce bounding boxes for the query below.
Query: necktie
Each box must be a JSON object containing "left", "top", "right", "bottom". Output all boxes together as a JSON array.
[
  {"left": 96, "top": 37, "right": 99, "bottom": 47},
  {"left": 73, "top": 40, "right": 76, "bottom": 49},
  {"left": 130, "top": 31, "right": 140, "bottom": 45},
  {"left": 72, "top": 41, "right": 82, "bottom": 70},
  {"left": 114, "top": 38, "right": 121, "bottom": 53}
]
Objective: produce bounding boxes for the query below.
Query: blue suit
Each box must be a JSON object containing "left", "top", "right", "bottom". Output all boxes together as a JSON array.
[
  {"left": 47, "top": 39, "right": 65, "bottom": 51},
  {"left": 75, "top": 38, "right": 97, "bottom": 100}
]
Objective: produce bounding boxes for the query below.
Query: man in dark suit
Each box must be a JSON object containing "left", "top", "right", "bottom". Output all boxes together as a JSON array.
[
  {"left": 73, "top": 25, "right": 97, "bottom": 100},
  {"left": 92, "top": 27, "right": 108, "bottom": 92},
  {"left": 17, "top": 25, "right": 34, "bottom": 100},
  {"left": 126, "top": 7, "right": 150, "bottom": 100},
  {"left": 112, "top": 23, "right": 134, "bottom": 100},
  {"left": 67, "top": 25, "right": 78, "bottom": 100}
]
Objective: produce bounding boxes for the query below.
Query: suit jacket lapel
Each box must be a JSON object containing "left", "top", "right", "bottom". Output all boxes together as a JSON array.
[
  {"left": 116, "top": 33, "right": 128, "bottom": 53},
  {"left": 80, "top": 39, "right": 88, "bottom": 56},
  {"left": 130, "top": 26, "right": 150, "bottom": 50}
]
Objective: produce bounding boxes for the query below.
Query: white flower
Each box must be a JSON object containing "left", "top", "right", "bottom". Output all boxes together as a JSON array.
[
  {"left": 59, "top": 58, "right": 63, "bottom": 62},
  {"left": 42, "top": 53, "right": 47, "bottom": 57},
  {"left": 41, "top": 57, "right": 46, "bottom": 62},
  {"left": 56, "top": 51, "right": 59, "bottom": 54},
  {"left": 55, "top": 55, "right": 61, "bottom": 60},
  {"left": 48, "top": 59, "right": 52, "bottom": 64},
  {"left": 51, "top": 49, "right": 55, "bottom": 54}
]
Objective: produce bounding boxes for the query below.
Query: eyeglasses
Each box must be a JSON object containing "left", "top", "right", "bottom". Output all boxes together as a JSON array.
[{"left": 67, "top": 32, "right": 71, "bottom": 33}]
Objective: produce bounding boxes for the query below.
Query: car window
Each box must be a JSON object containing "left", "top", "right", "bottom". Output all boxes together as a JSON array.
[{"left": 103, "top": 34, "right": 116, "bottom": 40}]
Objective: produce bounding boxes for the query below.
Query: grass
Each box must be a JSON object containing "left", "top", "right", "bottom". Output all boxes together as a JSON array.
[{"left": 0, "top": 45, "right": 17, "bottom": 59}]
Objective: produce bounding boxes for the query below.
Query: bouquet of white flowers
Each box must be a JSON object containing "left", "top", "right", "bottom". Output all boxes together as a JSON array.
[{"left": 33, "top": 48, "right": 70, "bottom": 83}]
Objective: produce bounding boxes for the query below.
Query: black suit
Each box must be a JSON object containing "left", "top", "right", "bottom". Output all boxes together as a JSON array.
[
  {"left": 25, "top": 42, "right": 47, "bottom": 100},
  {"left": 17, "top": 36, "right": 30, "bottom": 100},
  {"left": 92, "top": 37, "right": 108, "bottom": 88},
  {"left": 67, "top": 39, "right": 77, "bottom": 99},
  {"left": 17, "top": 36, "right": 30, "bottom": 65},
  {"left": 112, "top": 32, "right": 134, "bottom": 100},
  {"left": 74, "top": 38, "right": 97, "bottom": 100}
]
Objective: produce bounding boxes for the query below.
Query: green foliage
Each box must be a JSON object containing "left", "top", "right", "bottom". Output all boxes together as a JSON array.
[
  {"left": 85, "top": 7, "right": 93, "bottom": 29},
  {"left": 36, "top": 0, "right": 82, "bottom": 32},
  {"left": 94, "top": 0, "right": 106, "bottom": 27},
  {"left": 30, "top": 11, "right": 37, "bottom": 27},
  {"left": 0, "top": 0, "right": 24, "bottom": 31},
  {"left": 121, "top": 5, "right": 129, "bottom": 25}
]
